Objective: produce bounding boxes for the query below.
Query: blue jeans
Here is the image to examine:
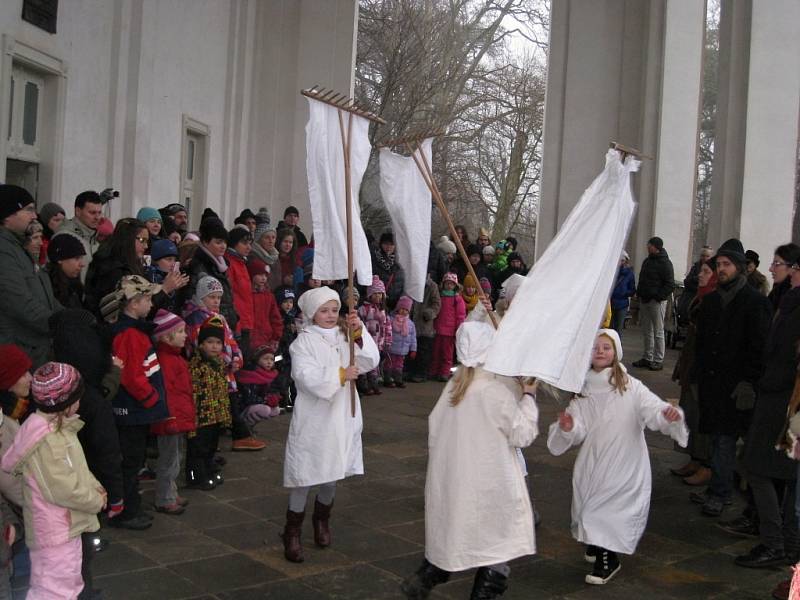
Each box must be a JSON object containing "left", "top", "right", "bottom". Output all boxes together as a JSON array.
[
  {"left": 709, "top": 434, "right": 737, "bottom": 500},
  {"left": 610, "top": 307, "right": 627, "bottom": 333}
]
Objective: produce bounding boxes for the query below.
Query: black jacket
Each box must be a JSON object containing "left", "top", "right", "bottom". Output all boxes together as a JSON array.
[
  {"left": 743, "top": 287, "right": 800, "bottom": 479},
  {"left": 186, "top": 246, "right": 239, "bottom": 331},
  {"left": 84, "top": 247, "right": 138, "bottom": 318},
  {"left": 50, "top": 309, "right": 124, "bottom": 503},
  {"left": 694, "top": 279, "right": 772, "bottom": 435},
  {"left": 636, "top": 249, "right": 675, "bottom": 302}
]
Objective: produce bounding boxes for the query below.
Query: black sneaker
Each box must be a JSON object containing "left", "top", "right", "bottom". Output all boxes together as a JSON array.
[
  {"left": 108, "top": 514, "right": 152, "bottom": 530},
  {"left": 585, "top": 549, "right": 621, "bottom": 585},
  {"left": 584, "top": 544, "right": 598, "bottom": 564},
  {"left": 400, "top": 559, "right": 450, "bottom": 599},
  {"left": 648, "top": 362, "right": 664, "bottom": 371},
  {"left": 734, "top": 544, "right": 787, "bottom": 568},
  {"left": 185, "top": 478, "right": 217, "bottom": 491},
  {"left": 717, "top": 516, "right": 759, "bottom": 537},
  {"left": 631, "top": 358, "right": 652, "bottom": 369}
]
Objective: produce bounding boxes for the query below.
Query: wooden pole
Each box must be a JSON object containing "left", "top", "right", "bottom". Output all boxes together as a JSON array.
[
  {"left": 405, "top": 141, "right": 499, "bottom": 329},
  {"left": 337, "top": 109, "right": 358, "bottom": 417}
]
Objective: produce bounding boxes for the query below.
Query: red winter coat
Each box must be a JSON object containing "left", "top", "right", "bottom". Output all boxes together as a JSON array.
[
  {"left": 150, "top": 342, "right": 196, "bottom": 435},
  {"left": 434, "top": 293, "right": 466, "bottom": 337},
  {"left": 251, "top": 288, "right": 284, "bottom": 350},
  {"left": 226, "top": 250, "right": 254, "bottom": 333}
]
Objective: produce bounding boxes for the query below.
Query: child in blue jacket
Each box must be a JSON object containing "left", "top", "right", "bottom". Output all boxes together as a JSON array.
[{"left": 385, "top": 296, "right": 417, "bottom": 388}]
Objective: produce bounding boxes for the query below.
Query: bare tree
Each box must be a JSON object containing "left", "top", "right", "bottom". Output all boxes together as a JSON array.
[{"left": 355, "top": 0, "right": 550, "bottom": 258}]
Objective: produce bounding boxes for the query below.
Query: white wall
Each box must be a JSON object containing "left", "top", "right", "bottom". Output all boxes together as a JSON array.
[{"left": 0, "top": 0, "right": 358, "bottom": 230}]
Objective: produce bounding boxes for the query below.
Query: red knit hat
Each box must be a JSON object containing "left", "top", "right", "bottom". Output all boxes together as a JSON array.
[
  {"left": 31, "top": 362, "right": 83, "bottom": 413},
  {"left": 0, "top": 345, "right": 32, "bottom": 390},
  {"left": 247, "top": 256, "right": 270, "bottom": 279}
]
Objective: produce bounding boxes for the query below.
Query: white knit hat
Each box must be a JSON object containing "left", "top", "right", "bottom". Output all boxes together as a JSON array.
[
  {"left": 456, "top": 321, "right": 495, "bottom": 367},
  {"left": 298, "top": 286, "right": 340, "bottom": 325},
  {"left": 597, "top": 328, "right": 623, "bottom": 360}
]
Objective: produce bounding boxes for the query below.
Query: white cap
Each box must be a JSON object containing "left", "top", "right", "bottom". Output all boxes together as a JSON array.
[{"left": 456, "top": 321, "right": 496, "bottom": 367}]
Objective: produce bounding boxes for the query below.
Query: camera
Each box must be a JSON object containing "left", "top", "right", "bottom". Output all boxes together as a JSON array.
[{"left": 99, "top": 188, "right": 120, "bottom": 205}]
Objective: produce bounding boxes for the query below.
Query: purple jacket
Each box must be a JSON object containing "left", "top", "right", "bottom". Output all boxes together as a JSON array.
[{"left": 388, "top": 315, "right": 418, "bottom": 356}]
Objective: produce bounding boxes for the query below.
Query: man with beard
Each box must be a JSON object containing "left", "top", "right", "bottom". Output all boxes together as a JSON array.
[{"left": 691, "top": 238, "right": 771, "bottom": 518}]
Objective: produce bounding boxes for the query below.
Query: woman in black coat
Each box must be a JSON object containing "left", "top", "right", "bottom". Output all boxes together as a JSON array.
[
  {"left": 738, "top": 243, "right": 800, "bottom": 567},
  {"left": 84, "top": 218, "right": 148, "bottom": 318}
]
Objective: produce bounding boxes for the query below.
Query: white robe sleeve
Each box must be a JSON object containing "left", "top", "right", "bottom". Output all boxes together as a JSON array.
[
  {"left": 547, "top": 397, "right": 587, "bottom": 456},
  {"left": 634, "top": 379, "right": 689, "bottom": 447},
  {"left": 494, "top": 392, "right": 540, "bottom": 449},
  {"left": 354, "top": 331, "right": 380, "bottom": 374},
  {"left": 290, "top": 335, "right": 342, "bottom": 401}
]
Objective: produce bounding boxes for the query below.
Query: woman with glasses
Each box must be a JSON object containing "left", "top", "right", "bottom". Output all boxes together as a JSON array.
[
  {"left": 84, "top": 218, "right": 149, "bottom": 318},
  {"left": 735, "top": 243, "right": 800, "bottom": 570},
  {"left": 768, "top": 250, "right": 797, "bottom": 311}
]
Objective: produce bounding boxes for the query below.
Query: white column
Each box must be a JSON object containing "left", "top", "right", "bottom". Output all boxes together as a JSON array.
[
  {"left": 651, "top": 0, "right": 705, "bottom": 275},
  {"left": 739, "top": 0, "right": 800, "bottom": 264}
]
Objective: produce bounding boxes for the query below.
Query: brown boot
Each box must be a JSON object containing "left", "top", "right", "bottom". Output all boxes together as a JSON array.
[
  {"left": 312, "top": 497, "right": 333, "bottom": 548},
  {"left": 670, "top": 460, "right": 700, "bottom": 477},
  {"left": 281, "top": 509, "right": 305, "bottom": 562},
  {"left": 683, "top": 466, "right": 712, "bottom": 486}
]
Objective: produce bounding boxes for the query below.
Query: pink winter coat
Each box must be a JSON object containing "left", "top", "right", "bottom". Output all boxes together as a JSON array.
[
  {"left": 358, "top": 301, "right": 392, "bottom": 351},
  {"left": 1, "top": 412, "right": 104, "bottom": 550},
  {"left": 434, "top": 294, "right": 467, "bottom": 337}
]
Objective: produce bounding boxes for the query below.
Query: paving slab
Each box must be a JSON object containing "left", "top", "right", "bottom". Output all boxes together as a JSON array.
[{"left": 9, "top": 324, "right": 794, "bottom": 598}]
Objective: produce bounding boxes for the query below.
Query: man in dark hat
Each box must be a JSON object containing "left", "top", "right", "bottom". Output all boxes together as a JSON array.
[
  {"left": 276, "top": 206, "right": 308, "bottom": 248},
  {"left": 691, "top": 238, "right": 771, "bottom": 521},
  {"left": 745, "top": 250, "right": 770, "bottom": 296},
  {"left": 632, "top": 236, "right": 674, "bottom": 371},
  {"left": 0, "top": 185, "right": 61, "bottom": 366}
]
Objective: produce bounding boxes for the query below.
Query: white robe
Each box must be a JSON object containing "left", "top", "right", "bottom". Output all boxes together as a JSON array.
[
  {"left": 547, "top": 368, "right": 688, "bottom": 554},
  {"left": 425, "top": 369, "right": 538, "bottom": 572},
  {"left": 283, "top": 327, "right": 380, "bottom": 487}
]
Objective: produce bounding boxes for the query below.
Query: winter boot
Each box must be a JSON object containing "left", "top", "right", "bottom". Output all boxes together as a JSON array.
[
  {"left": 312, "top": 497, "right": 333, "bottom": 548},
  {"left": 401, "top": 559, "right": 451, "bottom": 599},
  {"left": 395, "top": 370, "right": 406, "bottom": 388},
  {"left": 470, "top": 567, "right": 509, "bottom": 599},
  {"left": 585, "top": 548, "right": 621, "bottom": 585},
  {"left": 281, "top": 509, "right": 305, "bottom": 563}
]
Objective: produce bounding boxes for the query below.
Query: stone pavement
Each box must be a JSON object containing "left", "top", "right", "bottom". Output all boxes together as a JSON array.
[{"left": 14, "top": 326, "right": 790, "bottom": 598}]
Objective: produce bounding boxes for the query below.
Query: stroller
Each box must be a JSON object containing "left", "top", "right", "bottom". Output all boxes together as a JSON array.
[{"left": 665, "top": 281, "right": 688, "bottom": 349}]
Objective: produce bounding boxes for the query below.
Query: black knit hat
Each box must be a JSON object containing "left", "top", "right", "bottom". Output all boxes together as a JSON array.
[
  {"left": 228, "top": 227, "right": 253, "bottom": 248},
  {"left": 0, "top": 184, "right": 34, "bottom": 221},
  {"left": 199, "top": 217, "right": 228, "bottom": 242},
  {"left": 379, "top": 231, "right": 394, "bottom": 245},
  {"left": 236, "top": 209, "right": 256, "bottom": 223},
  {"left": 284, "top": 206, "right": 299, "bottom": 218},
  {"left": 466, "top": 244, "right": 481, "bottom": 258},
  {"left": 198, "top": 315, "right": 225, "bottom": 344},
  {"left": 745, "top": 250, "right": 760, "bottom": 267},
  {"left": 648, "top": 236, "right": 664, "bottom": 249},
  {"left": 48, "top": 233, "right": 86, "bottom": 262},
  {"left": 715, "top": 238, "right": 747, "bottom": 271},
  {"left": 200, "top": 207, "right": 220, "bottom": 224}
]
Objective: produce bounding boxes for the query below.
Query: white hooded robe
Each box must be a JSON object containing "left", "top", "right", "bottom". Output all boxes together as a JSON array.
[{"left": 547, "top": 368, "right": 688, "bottom": 554}]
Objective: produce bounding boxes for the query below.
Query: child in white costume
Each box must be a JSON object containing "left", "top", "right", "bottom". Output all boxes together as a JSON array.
[
  {"left": 280, "top": 286, "right": 379, "bottom": 563},
  {"left": 402, "top": 321, "right": 539, "bottom": 600},
  {"left": 547, "top": 328, "right": 688, "bottom": 585}
]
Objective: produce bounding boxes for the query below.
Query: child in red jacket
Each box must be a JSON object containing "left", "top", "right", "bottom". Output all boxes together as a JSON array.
[
  {"left": 150, "top": 310, "right": 196, "bottom": 515},
  {"left": 430, "top": 272, "right": 466, "bottom": 381},
  {"left": 247, "top": 256, "right": 284, "bottom": 351},
  {"left": 225, "top": 228, "right": 255, "bottom": 347}
]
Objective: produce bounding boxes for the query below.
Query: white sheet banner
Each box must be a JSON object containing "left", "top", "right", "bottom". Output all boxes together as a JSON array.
[
  {"left": 378, "top": 139, "right": 433, "bottom": 302},
  {"left": 305, "top": 98, "right": 373, "bottom": 286},
  {"left": 483, "top": 150, "right": 639, "bottom": 392}
]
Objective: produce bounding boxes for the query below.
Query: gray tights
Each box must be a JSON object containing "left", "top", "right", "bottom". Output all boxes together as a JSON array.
[{"left": 288, "top": 481, "right": 337, "bottom": 512}]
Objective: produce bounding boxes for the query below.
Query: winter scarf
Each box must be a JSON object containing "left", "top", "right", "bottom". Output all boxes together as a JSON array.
[
  {"left": 198, "top": 243, "right": 228, "bottom": 273},
  {"left": 374, "top": 249, "right": 396, "bottom": 273},
  {"left": 392, "top": 312, "right": 410, "bottom": 337},
  {"left": 717, "top": 274, "right": 747, "bottom": 309}
]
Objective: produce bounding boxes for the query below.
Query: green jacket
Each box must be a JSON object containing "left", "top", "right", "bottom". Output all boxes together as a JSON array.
[
  {"left": 0, "top": 227, "right": 61, "bottom": 366},
  {"left": 1, "top": 412, "right": 103, "bottom": 549}
]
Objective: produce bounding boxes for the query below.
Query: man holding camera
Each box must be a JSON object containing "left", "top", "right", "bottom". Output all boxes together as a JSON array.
[{"left": 53, "top": 190, "right": 104, "bottom": 281}]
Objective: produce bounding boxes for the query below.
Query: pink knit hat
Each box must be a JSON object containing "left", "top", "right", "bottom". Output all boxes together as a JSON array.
[
  {"left": 153, "top": 309, "right": 186, "bottom": 339},
  {"left": 442, "top": 272, "right": 459, "bottom": 286},
  {"left": 367, "top": 275, "right": 386, "bottom": 297},
  {"left": 31, "top": 362, "right": 83, "bottom": 413},
  {"left": 396, "top": 296, "right": 413, "bottom": 312}
]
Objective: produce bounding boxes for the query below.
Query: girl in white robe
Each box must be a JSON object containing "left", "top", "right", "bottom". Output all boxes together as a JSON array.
[
  {"left": 547, "top": 328, "right": 688, "bottom": 585},
  {"left": 401, "top": 321, "right": 539, "bottom": 600},
  {"left": 280, "top": 286, "right": 379, "bottom": 563}
]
